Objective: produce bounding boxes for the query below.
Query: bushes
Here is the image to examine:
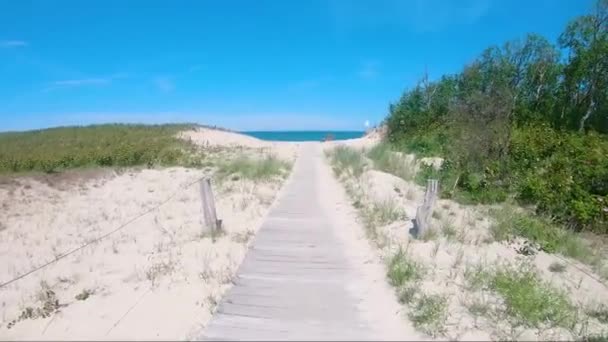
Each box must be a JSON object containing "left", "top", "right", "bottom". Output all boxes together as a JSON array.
[
  {"left": 511, "top": 126, "right": 608, "bottom": 232},
  {"left": 407, "top": 125, "right": 608, "bottom": 232},
  {"left": 0, "top": 124, "right": 201, "bottom": 174},
  {"left": 383, "top": 0, "right": 608, "bottom": 232}
]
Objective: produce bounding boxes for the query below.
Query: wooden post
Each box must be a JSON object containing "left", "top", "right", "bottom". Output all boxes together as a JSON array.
[
  {"left": 414, "top": 179, "right": 438, "bottom": 237},
  {"left": 200, "top": 178, "right": 221, "bottom": 233}
]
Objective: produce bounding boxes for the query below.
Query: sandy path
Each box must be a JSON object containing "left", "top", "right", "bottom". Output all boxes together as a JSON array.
[{"left": 198, "top": 143, "right": 421, "bottom": 340}]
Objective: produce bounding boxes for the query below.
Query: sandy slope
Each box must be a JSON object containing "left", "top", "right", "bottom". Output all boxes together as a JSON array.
[
  {"left": 328, "top": 137, "right": 608, "bottom": 340},
  {"left": 0, "top": 128, "right": 295, "bottom": 340},
  {"left": 180, "top": 127, "right": 298, "bottom": 163}
]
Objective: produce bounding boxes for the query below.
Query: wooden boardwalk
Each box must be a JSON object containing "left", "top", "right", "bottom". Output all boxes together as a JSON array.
[{"left": 198, "top": 144, "right": 407, "bottom": 340}]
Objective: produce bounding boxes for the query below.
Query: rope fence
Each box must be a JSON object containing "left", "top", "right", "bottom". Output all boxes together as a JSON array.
[{"left": 0, "top": 175, "right": 210, "bottom": 289}]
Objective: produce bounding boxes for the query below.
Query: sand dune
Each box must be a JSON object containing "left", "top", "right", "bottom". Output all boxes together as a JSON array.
[{"left": 0, "top": 128, "right": 295, "bottom": 340}]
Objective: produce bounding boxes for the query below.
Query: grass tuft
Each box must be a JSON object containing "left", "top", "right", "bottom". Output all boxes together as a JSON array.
[
  {"left": 217, "top": 155, "right": 290, "bottom": 181},
  {"left": 466, "top": 262, "right": 576, "bottom": 328},
  {"left": 549, "top": 262, "right": 567, "bottom": 273},
  {"left": 328, "top": 146, "right": 365, "bottom": 178},
  {"left": 366, "top": 142, "right": 415, "bottom": 180},
  {"left": 408, "top": 293, "right": 448, "bottom": 337},
  {"left": 387, "top": 248, "right": 424, "bottom": 287},
  {"left": 490, "top": 205, "right": 597, "bottom": 265}
]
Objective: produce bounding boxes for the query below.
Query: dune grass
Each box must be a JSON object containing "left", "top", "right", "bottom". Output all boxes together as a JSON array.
[
  {"left": 0, "top": 124, "right": 203, "bottom": 174},
  {"left": 387, "top": 248, "right": 424, "bottom": 288},
  {"left": 490, "top": 205, "right": 597, "bottom": 265},
  {"left": 366, "top": 142, "right": 415, "bottom": 181},
  {"left": 466, "top": 262, "right": 576, "bottom": 328},
  {"left": 216, "top": 155, "right": 291, "bottom": 182},
  {"left": 327, "top": 146, "right": 365, "bottom": 178}
]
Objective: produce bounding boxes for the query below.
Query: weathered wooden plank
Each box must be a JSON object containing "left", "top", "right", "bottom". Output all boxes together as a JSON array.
[{"left": 196, "top": 145, "right": 376, "bottom": 341}]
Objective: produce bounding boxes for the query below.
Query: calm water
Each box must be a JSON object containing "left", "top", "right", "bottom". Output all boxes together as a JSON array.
[{"left": 241, "top": 131, "right": 365, "bottom": 142}]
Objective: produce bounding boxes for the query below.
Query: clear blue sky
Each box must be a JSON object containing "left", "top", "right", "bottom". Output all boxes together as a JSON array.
[{"left": 0, "top": 0, "right": 595, "bottom": 132}]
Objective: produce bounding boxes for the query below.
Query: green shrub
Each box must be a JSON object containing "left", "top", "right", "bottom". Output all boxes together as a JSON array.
[{"left": 387, "top": 248, "right": 424, "bottom": 287}]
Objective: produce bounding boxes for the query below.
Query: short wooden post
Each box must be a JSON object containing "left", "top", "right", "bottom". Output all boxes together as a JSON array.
[
  {"left": 200, "top": 178, "right": 221, "bottom": 233},
  {"left": 414, "top": 179, "right": 438, "bottom": 237}
]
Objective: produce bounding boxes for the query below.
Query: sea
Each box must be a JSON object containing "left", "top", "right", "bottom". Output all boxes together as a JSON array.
[{"left": 241, "top": 131, "right": 365, "bottom": 142}]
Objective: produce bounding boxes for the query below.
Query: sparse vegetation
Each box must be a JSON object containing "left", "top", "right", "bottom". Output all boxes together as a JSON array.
[
  {"left": 490, "top": 205, "right": 597, "bottom": 265},
  {"left": 0, "top": 124, "right": 205, "bottom": 174},
  {"left": 7, "top": 282, "right": 61, "bottom": 329},
  {"left": 327, "top": 146, "right": 365, "bottom": 178},
  {"left": 408, "top": 293, "right": 448, "bottom": 337},
  {"left": 549, "top": 262, "right": 567, "bottom": 273},
  {"left": 441, "top": 222, "right": 457, "bottom": 240},
  {"left": 75, "top": 288, "right": 94, "bottom": 301},
  {"left": 587, "top": 304, "right": 608, "bottom": 324},
  {"left": 387, "top": 248, "right": 424, "bottom": 287},
  {"left": 216, "top": 155, "right": 290, "bottom": 182},
  {"left": 466, "top": 262, "right": 576, "bottom": 328},
  {"left": 366, "top": 142, "right": 415, "bottom": 180},
  {"left": 369, "top": 199, "right": 404, "bottom": 226}
]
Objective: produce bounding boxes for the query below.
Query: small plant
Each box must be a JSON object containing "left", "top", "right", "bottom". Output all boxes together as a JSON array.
[
  {"left": 75, "top": 288, "right": 94, "bottom": 301},
  {"left": 146, "top": 260, "right": 176, "bottom": 287},
  {"left": 201, "top": 228, "right": 226, "bottom": 242},
  {"left": 398, "top": 285, "right": 418, "bottom": 304},
  {"left": 421, "top": 228, "right": 438, "bottom": 242},
  {"left": 387, "top": 249, "right": 424, "bottom": 287},
  {"left": 587, "top": 304, "right": 608, "bottom": 324},
  {"left": 408, "top": 293, "right": 448, "bottom": 337},
  {"left": 373, "top": 199, "right": 404, "bottom": 226},
  {"left": 489, "top": 263, "right": 575, "bottom": 328},
  {"left": 549, "top": 262, "right": 567, "bottom": 273},
  {"left": 231, "top": 230, "right": 255, "bottom": 244},
  {"left": 432, "top": 211, "right": 442, "bottom": 220},
  {"left": 7, "top": 282, "right": 62, "bottom": 329},
  {"left": 441, "top": 222, "right": 457, "bottom": 240},
  {"left": 466, "top": 297, "right": 491, "bottom": 316}
]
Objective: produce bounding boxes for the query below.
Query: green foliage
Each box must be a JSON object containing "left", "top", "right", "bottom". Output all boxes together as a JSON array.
[
  {"left": 490, "top": 265, "right": 576, "bottom": 328},
  {"left": 384, "top": 1, "right": 608, "bottom": 232},
  {"left": 467, "top": 263, "right": 576, "bottom": 328},
  {"left": 511, "top": 125, "right": 608, "bottom": 232},
  {"left": 387, "top": 248, "right": 423, "bottom": 287},
  {"left": 407, "top": 293, "right": 448, "bottom": 337},
  {"left": 0, "top": 124, "right": 202, "bottom": 173},
  {"left": 216, "top": 155, "right": 290, "bottom": 182}
]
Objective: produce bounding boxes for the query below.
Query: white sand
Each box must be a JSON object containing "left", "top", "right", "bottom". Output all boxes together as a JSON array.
[
  {"left": 0, "top": 129, "right": 295, "bottom": 340},
  {"left": 328, "top": 138, "right": 608, "bottom": 340},
  {"left": 180, "top": 127, "right": 298, "bottom": 163}
]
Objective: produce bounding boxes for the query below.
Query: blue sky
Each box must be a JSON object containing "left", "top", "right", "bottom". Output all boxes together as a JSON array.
[{"left": 0, "top": 0, "right": 595, "bottom": 132}]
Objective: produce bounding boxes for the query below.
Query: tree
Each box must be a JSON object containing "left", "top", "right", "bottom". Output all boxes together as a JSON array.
[{"left": 559, "top": 0, "right": 608, "bottom": 132}]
